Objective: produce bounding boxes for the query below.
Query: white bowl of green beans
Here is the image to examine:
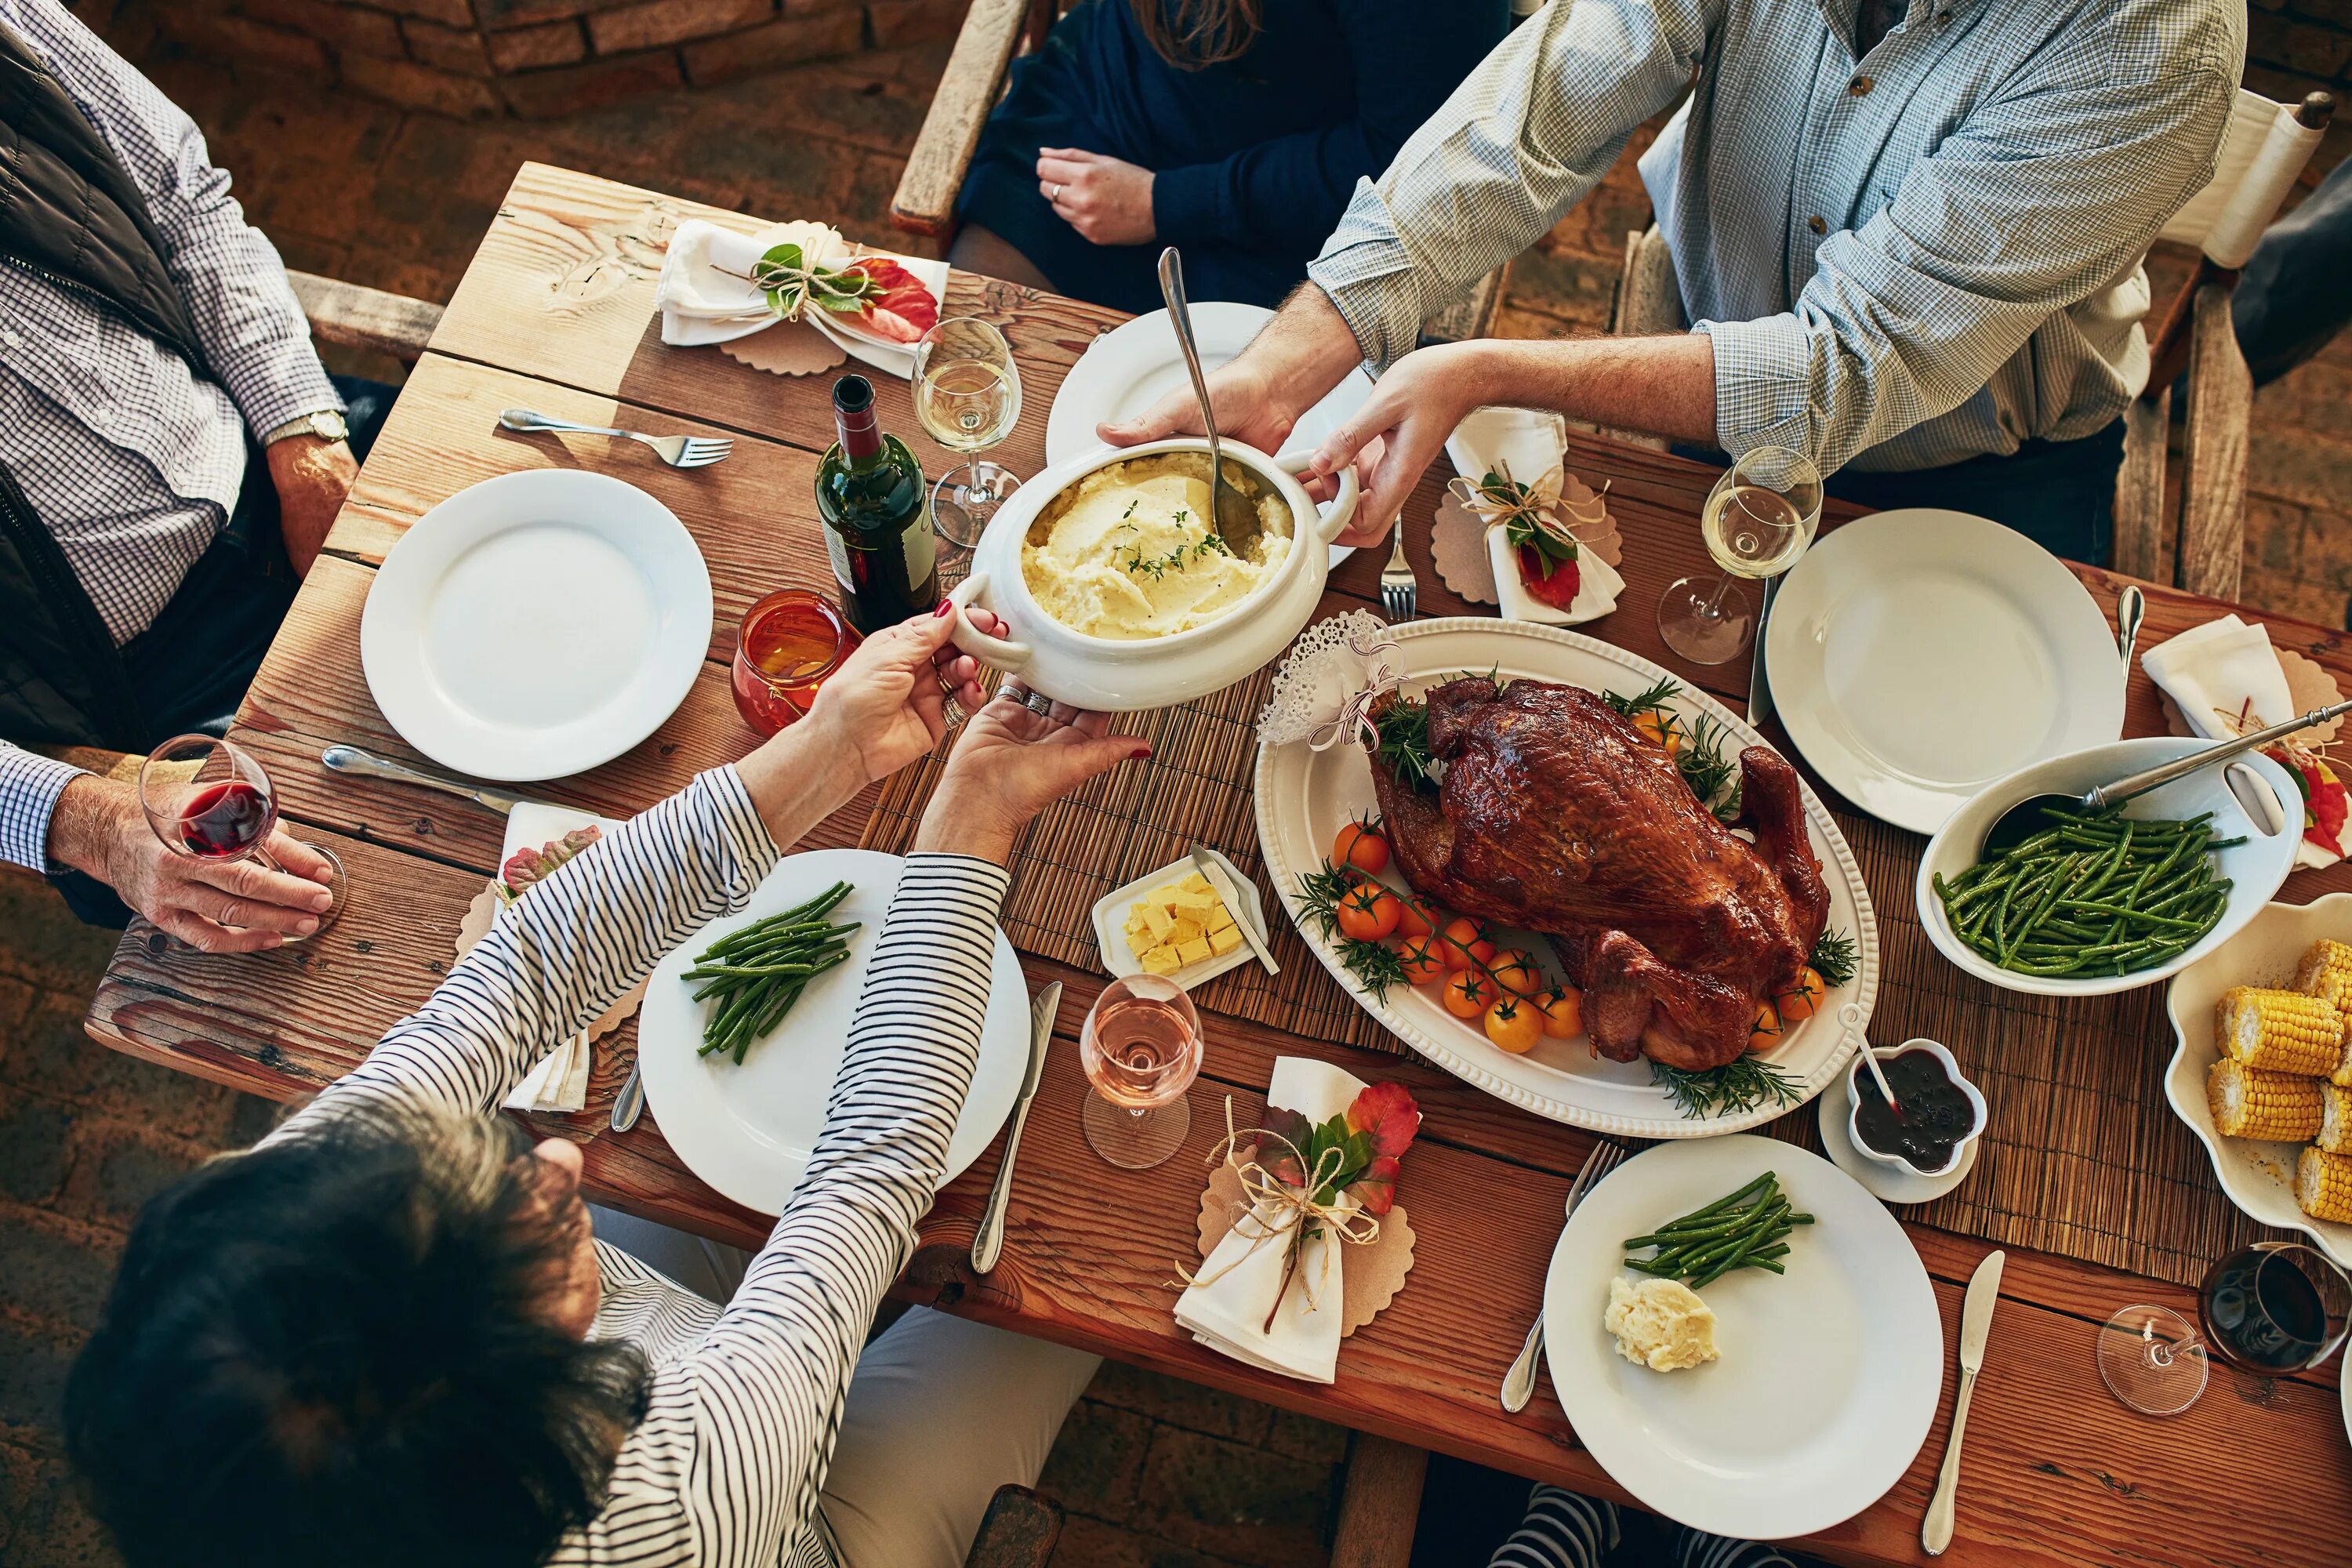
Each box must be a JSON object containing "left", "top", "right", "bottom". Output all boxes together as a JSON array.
[{"left": 1916, "top": 737, "right": 2303, "bottom": 996}]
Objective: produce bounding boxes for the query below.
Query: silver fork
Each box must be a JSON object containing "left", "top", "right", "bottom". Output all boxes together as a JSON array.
[
  {"left": 1501, "top": 1138, "right": 1624, "bottom": 1412},
  {"left": 499, "top": 407, "right": 732, "bottom": 469},
  {"left": 1379, "top": 514, "right": 1417, "bottom": 621}
]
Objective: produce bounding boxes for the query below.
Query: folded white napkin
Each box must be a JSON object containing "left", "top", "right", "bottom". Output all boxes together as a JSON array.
[
  {"left": 1174, "top": 1055, "right": 1369, "bottom": 1384},
  {"left": 2140, "top": 615, "right": 2294, "bottom": 741},
  {"left": 1446, "top": 405, "right": 1566, "bottom": 487},
  {"left": 653, "top": 217, "right": 949, "bottom": 380},
  {"left": 1486, "top": 526, "right": 1624, "bottom": 626}
]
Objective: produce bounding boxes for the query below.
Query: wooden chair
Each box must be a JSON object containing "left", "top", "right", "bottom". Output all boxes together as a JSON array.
[
  {"left": 886, "top": 0, "right": 1505, "bottom": 343},
  {"left": 1609, "top": 89, "right": 2336, "bottom": 593},
  {"left": 964, "top": 1484, "right": 1062, "bottom": 1567}
]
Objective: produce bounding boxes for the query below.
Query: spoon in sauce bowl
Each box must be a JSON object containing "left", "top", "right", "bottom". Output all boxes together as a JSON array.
[{"left": 1840, "top": 1002, "right": 1903, "bottom": 1120}]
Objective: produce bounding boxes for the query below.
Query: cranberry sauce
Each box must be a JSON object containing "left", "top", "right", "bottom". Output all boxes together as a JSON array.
[{"left": 1853, "top": 1049, "right": 1979, "bottom": 1171}]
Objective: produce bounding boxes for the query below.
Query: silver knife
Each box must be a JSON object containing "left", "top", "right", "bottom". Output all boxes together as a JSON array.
[
  {"left": 1922, "top": 1249, "right": 2004, "bottom": 1556},
  {"left": 971, "top": 981, "right": 1059, "bottom": 1275},
  {"left": 321, "top": 743, "right": 536, "bottom": 816},
  {"left": 1748, "top": 573, "right": 1779, "bottom": 727},
  {"left": 1189, "top": 846, "right": 1279, "bottom": 976}
]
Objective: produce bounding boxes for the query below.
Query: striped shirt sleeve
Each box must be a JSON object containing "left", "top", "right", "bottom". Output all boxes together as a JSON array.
[
  {"left": 566, "top": 853, "right": 1011, "bottom": 1568},
  {"left": 275, "top": 767, "right": 781, "bottom": 1134},
  {"left": 0, "top": 742, "right": 86, "bottom": 873}
]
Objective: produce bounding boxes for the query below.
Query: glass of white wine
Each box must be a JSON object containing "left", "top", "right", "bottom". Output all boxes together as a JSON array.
[
  {"left": 1657, "top": 445, "right": 1823, "bottom": 666},
  {"left": 913, "top": 316, "right": 1022, "bottom": 549}
]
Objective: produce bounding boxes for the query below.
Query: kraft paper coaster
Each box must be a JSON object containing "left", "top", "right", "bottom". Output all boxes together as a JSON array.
[
  {"left": 720, "top": 319, "right": 848, "bottom": 377},
  {"left": 2158, "top": 641, "right": 2344, "bottom": 748},
  {"left": 1195, "top": 1162, "right": 1414, "bottom": 1335},
  {"left": 1431, "top": 473, "right": 1621, "bottom": 606}
]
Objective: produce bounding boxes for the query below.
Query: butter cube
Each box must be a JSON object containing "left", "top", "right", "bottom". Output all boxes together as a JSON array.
[
  {"left": 1126, "top": 927, "right": 1156, "bottom": 958},
  {"left": 1205, "top": 904, "right": 1236, "bottom": 933},
  {"left": 1167, "top": 884, "right": 1221, "bottom": 911},
  {"left": 1140, "top": 944, "right": 1181, "bottom": 975},
  {"left": 1167, "top": 918, "right": 1202, "bottom": 947},
  {"left": 1176, "top": 937, "right": 1213, "bottom": 967},
  {"left": 1142, "top": 902, "right": 1175, "bottom": 939},
  {"left": 1181, "top": 872, "right": 1213, "bottom": 894},
  {"left": 1208, "top": 925, "right": 1243, "bottom": 956}
]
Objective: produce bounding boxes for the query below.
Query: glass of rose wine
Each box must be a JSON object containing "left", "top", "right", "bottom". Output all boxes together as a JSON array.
[
  {"left": 1657, "top": 444, "right": 1823, "bottom": 666},
  {"left": 1079, "top": 974, "right": 1203, "bottom": 1170},
  {"left": 913, "top": 316, "right": 1022, "bottom": 550},
  {"left": 137, "top": 735, "right": 345, "bottom": 942}
]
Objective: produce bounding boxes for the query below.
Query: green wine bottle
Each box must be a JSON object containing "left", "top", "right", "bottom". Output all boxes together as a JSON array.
[{"left": 815, "top": 374, "right": 940, "bottom": 634}]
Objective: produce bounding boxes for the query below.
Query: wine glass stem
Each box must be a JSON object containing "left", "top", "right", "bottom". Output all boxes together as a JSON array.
[
  {"left": 1697, "top": 570, "right": 1736, "bottom": 621},
  {"left": 2148, "top": 1332, "right": 2206, "bottom": 1369}
]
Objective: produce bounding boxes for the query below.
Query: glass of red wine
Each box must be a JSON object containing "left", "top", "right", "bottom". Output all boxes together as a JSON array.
[
  {"left": 2098, "top": 1242, "right": 2352, "bottom": 1414},
  {"left": 137, "top": 735, "right": 345, "bottom": 943}
]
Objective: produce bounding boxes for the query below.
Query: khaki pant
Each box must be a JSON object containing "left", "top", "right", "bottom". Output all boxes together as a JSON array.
[{"left": 592, "top": 1207, "right": 1100, "bottom": 1568}]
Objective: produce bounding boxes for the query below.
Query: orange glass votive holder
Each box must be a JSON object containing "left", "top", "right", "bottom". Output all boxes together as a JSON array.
[{"left": 731, "top": 589, "right": 858, "bottom": 738}]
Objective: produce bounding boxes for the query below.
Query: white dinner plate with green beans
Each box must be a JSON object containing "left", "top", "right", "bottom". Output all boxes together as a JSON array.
[
  {"left": 638, "top": 848, "right": 1031, "bottom": 1214},
  {"left": 1917, "top": 737, "right": 2301, "bottom": 996}
]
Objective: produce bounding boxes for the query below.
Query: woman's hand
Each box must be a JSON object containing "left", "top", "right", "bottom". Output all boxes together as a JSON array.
[
  {"left": 915, "top": 619, "right": 1151, "bottom": 863},
  {"left": 801, "top": 604, "right": 989, "bottom": 786},
  {"left": 1038, "top": 147, "right": 1156, "bottom": 247}
]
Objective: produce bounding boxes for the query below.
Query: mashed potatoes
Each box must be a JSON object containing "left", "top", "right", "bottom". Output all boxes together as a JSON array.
[
  {"left": 1604, "top": 1276, "right": 1719, "bottom": 1372},
  {"left": 1022, "top": 456, "right": 1289, "bottom": 640}
]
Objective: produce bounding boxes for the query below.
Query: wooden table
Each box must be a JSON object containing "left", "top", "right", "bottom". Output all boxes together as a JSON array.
[{"left": 85, "top": 164, "right": 2352, "bottom": 1568}]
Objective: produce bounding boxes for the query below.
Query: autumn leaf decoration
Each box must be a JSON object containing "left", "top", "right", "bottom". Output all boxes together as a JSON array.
[
  {"left": 1447, "top": 461, "right": 1610, "bottom": 612},
  {"left": 498, "top": 826, "right": 601, "bottom": 902},
  {"left": 750, "top": 243, "right": 939, "bottom": 344},
  {"left": 1239, "top": 1082, "right": 1421, "bottom": 1333}
]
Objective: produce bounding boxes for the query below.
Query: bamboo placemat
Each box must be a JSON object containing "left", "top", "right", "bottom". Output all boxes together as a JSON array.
[{"left": 866, "top": 692, "right": 2276, "bottom": 1287}]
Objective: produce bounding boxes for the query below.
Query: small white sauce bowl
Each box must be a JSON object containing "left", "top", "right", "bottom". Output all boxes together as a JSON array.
[{"left": 1845, "top": 1039, "right": 1988, "bottom": 1180}]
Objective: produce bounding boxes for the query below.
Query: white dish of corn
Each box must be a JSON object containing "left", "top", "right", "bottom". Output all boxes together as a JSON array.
[
  {"left": 2163, "top": 891, "right": 2352, "bottom": 1270},
  {"left": 1089, "top": 850, "right": 1268, "bottom": 990}
]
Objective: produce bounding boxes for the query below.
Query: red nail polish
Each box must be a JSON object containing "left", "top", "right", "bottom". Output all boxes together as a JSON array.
[
  {"left": 934, "top": 599, "right": 953, "bottom": 617},
  {"left": 1131, "top": 742, "right": 1153, "bottom": 760}
]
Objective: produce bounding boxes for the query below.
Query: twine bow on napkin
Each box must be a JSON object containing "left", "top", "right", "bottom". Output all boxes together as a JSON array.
[{"left": 1446, "top": 460, "right": 1611, "bottom": 556}]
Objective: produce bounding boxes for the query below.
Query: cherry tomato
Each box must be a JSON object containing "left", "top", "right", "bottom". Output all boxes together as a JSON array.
[
  {"left": 1484, "top": 994, "right": 1544, "bottom": 1053},
  {"left": 1536, "top": 984, "right": 1583, "bottom": 1040},
  {"left": 1398, "top": 933, "right": 1447, "bottom": 986},
  {"left": 1633, "top": 710, "right": 1682, "bottom": 757},
  {"left": 1334, "top": 818, "right": 1390, "bottom": 875},
  {"left": 1490, "top": 947, "right": 1543, "bottom": 996},
  {"left": 1439, "top": 916, "right": 1497, "bottom": 972},
  {"left": 1443, "top": 968, "right": 1496, "bottom": 1018},
  {"left": 1777, "top": 965, "right": 1827, "bottom": 1024},
  {"left": 1748, "top": 999, "right": 1783, "bottom": 1053},
  {"left": 1396, "top": 892, "right": 1443, "bottom": 940},
  {"left": 1334, "top": 883, "right": 1401, "bottom": 942}
]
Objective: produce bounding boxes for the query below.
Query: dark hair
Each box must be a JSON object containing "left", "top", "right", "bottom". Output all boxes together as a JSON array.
[
  {"left": 66, "top": 1107, "right": 647, "bottom": 1568},
  {"left": 1134, "top": 0, "right": 1261, "bottom": 67}
]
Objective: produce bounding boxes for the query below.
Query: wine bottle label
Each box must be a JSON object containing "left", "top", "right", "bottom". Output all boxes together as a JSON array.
[
  {"left": 902, "top": 497, "right": 938, "bottom": 586},
  {"left": 823, "top": 525, "right": 857, "bottom": 597}
]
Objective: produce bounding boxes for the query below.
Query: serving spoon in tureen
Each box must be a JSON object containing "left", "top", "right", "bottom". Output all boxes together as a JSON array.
[{"left": 1157, "top": 246, "right": 1258, "bottom": 546}]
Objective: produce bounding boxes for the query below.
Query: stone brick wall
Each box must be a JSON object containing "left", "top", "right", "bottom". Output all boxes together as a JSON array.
[{"left": 108, "top": 0, "right": 970, "bottom": 118}]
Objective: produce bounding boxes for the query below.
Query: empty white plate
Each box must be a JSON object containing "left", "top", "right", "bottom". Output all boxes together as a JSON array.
[
  {"left": 1764, "top": 509, "right": 2125, "bottom": 834},
  {"left": 361, "top": 471, "right": 713, "bottom": 782},
  {"left": 1044, "top": 301, "right": 1374, "bottom": 564}
]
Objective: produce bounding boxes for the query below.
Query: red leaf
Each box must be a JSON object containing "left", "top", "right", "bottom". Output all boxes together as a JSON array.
[
  {"left": 1517, "top": 544, "right": 1581, "bottom": 608},
  {"left": 2307, "top": 765, "right": 2349, "bottom": 854},
  {"left": 1345, "top": 1154, "right": 1400, "bottom": 1215},
  {"left": 1345, "top": 1081, "right": 1421, "bottom": 1160},
  {"left": 840, "top": 257, "right": 938, "bottom": 343},
  {"left": 1255, "top": 1105, "right": 1316, "bottom": 1189}
]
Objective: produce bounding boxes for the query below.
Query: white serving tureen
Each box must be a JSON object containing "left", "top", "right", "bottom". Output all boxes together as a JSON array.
[{"left": 946, "top": 437, "right": 1360, "bottom": 712}]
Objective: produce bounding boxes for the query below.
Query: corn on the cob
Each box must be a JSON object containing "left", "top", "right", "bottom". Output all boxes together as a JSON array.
[
  {"left": 2318, "top": 1085, "right": 2352, "bottom": 1155},
  {"left": 2297, "top": 1146, "right": 2352, "bottom": 1224},
  {"left": 2216, "top": 986, "right": 2341, "bottom": 1076},
  {"left": 2208, "top": 1059, "right": 2325, "bottom": 1140},
  {"left": 2296, "top": 938, "right": 2352, "bottom": 1011}
]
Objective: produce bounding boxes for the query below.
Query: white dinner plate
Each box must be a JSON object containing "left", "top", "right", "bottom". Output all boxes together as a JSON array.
[
  {"left": 2163, "top": 891, "right": 2352, "bottom": 1272},
  {"left": 1044, "top": 302, "right": 1374, "bottom": 567},
  {"left": 1544, "top": 1136, "right": 1944, "bottom": 1539},
  {"left": 1764, "top": 509, "right": 2125, "bottom": 835},
  {"left": 361, "top": 471, "right": 713, "bottom": 782},
  {"left": 637, "top": 848, "right": 1030, "bottom": 1214},
  {"left": 1254, "top": 619, "right": 1880, "bottom": 1138}
]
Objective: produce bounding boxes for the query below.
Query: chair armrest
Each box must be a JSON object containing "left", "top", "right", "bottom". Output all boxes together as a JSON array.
[
  {"left": 287, "top": 270, "right": 443, "bottom": 362},
  {"left": 962, "top": 1484, "right": 1061, "bottom": 1568},
  {"left": 1328, "top": 1434, "right": 1427, "bottom": 1568},
  {"left": 892, "top": 0, "right": 1029, "bottom": 238},
  {"left": 2111, "top": 390, "right": 2170, "bottom": 583},
  {"left": 1612, "top": 226, "right": 1684, "bottom": 338},
  {"left": 1419, "top": 269, "right": 1506, "bottom": 347},
  {"left": 2176, "top": 281, "right": 2249, "bottom": 601}
]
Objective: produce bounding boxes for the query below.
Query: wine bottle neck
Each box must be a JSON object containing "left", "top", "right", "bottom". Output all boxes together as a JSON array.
[{"left": 835, "top": 402, "right": 884, "bottom": 465}]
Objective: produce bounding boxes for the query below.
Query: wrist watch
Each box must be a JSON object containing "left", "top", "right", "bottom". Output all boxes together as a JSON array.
[{"left": 263, "top": 409, "right": 349, "bottom": 446}]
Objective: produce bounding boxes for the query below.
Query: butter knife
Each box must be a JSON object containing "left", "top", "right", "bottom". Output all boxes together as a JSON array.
[
  {"left": 1189, "top": 846, "right": 1279, "bottom": 976},
  {"left": 971, "top": 981, "right": 1059, "bottom": 1275},
  {"left": 321, "top": 744, "right": 539, "bottom": 816},
  {"left": 1922, "top": 1249, "right": 2004, "bottom": 1556},
  {"left": 1748, "top": 573, "right": 1779, "bottom": 728}
]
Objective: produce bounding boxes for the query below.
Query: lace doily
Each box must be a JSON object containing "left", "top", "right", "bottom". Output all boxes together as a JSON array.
[{"left": 1258, "top": 611, "right": 1403, "bottom": 750}]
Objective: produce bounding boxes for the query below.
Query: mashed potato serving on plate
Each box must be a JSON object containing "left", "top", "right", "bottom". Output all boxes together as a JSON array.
[
  {"left": 1604, "top": 1276, "right": 1719, "bottom": 1372},
  {"left": 1022, "top": 456, "right": 1290, "bottom": 640}
]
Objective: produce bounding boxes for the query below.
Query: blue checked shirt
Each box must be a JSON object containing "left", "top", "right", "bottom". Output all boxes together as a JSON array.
[
  {"left": 1307, "top": 0, "right": 2241, "bottom": 476},
  {"left": 0, "top": 0, "right": 340, "bottom": 873}
]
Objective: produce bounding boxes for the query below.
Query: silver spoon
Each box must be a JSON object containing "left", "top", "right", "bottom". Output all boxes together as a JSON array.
[
  {"left": 2114, "top": 585, "right": 2147, "bottom": 675},
  {"left": 1982, "top": 699, "right": 2352, "bottom": 855},
  {"left": 1155, "top": 247, "right": 1252, "bottom": 544}
]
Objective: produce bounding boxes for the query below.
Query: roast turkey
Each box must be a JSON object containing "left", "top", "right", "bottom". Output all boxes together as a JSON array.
[{"left": 1365, "top": 677, "right": 1829, "bottom": 1072}]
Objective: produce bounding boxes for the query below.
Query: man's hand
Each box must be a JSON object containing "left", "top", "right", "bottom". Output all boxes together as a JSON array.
[
  {"left": 267, "top": 434, "right": 358, "bottom": 578},
  {"left": 1308, "top": 341, "right": 1494, "bottom": 545},
  {"left": 47, "top": 775, "right": 336, "bottom": 953},
  {"left": 1037, "top": 147, "right": 1156, "bottom": 247}
]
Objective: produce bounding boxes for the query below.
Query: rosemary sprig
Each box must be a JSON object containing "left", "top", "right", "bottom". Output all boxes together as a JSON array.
[
  {"left": 1809, "top": 928, "right": 1858, "bottom": 989},
  {"left": 1602, "top": 676, "right": 1684, "bottom": 720},
  {"left": 1649, "top": 1054, "right": 1805, "bottom": 1120},
  {"left": 1371, "top": 699, "right": 1440, "bottom": 796},
  {"left": 1676, "top": 712, "right": 1742, "bottom": 822},
  {"left": 1294, "top": 861, "right": 1412, "bottom": 1001}
]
